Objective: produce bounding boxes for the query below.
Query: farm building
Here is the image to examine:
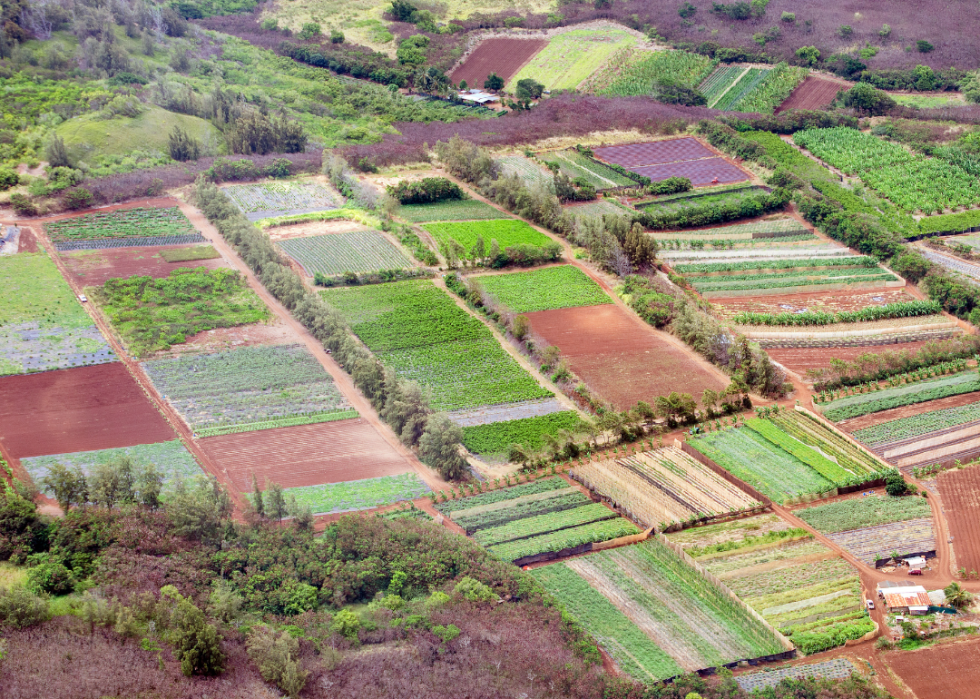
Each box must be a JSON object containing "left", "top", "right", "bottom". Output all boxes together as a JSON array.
[
  {"left": 458, "top": 90, "right": 499, "bottom": 104},
  {"left": 877, "top": 582, "right": 930, "bottom": 615}
]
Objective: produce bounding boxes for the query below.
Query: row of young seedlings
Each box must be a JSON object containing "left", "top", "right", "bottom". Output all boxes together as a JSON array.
[{"left": 812, "top": 358, "right": 970, "bottom": 403}]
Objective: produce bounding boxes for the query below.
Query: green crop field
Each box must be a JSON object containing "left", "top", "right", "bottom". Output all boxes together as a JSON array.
[
  {"left": 536, "top": 150, "right": 636, "bottom": 189},
  {"left": 320, "top": 280, "right": 551, "bottom": 411},
  {"left": 591, "top": 49, "right": 717, "bottom": 96},
  {"left": 853, "top": 399, "right": 980, "bottom": 448},
  {"left": 797, "top": 495, "right": 933, "bottom": 534},
  {"left": 744, "top": 418, "right": 853, "bottom": 484},
  {"left": 473, "top": 502, "right": 618, "bottom": 547},
  {"left": 0, "top": 252, "right": 115, "bottom": 375},
  {"left": 771, "top": 411, "right": 885, "bottom": 476},
  {"left": 713, "top": 67, "right": 772, "bottom": 110},
  {"left": 475, "top": 265, "right": 612, "bottom": 313},
  {"left": 819, "top": 371, "right": 980, "bottom": 421},
  {"left": 496, "top": 155, "right": 552, "bottom": 187},
  {"left": 278, "top": 231, "right": 414, "bottom": 276},
  {"left": 461, "top": 411, "right": 585, "bottom": 457},
  {"left": 566, "top": 200, "right": 633, "bottom": 219},
  {"left": 700, "top": 64, "right": 746, "bottom": 106},
  {"left": 422, "top": 219, "right": 553, "bottom": 259},
  {"left": 283, "top": 473, "right": 431, "bottom": 515},
  {"left": 689, "top": 426, "right": 833, "bottom": 503},
  {"left": 509, "top": 28, "right": 637, "bottom": 91},
  {"left": 654, "top": 217, "right": 808, "bottom": 238},
  {"left": 488, "top": 518, "right": 639, "bottom": 562},
  {"left": 794, "top": 127, "right": 980, "bottom": 214},
  {"left": 450, "top": 489, "right": 592, "bottom": 533},
  {"left": 688, "top": 265, "right": 897, "bottom": 295},
  {"left": 22, "top": 440, "right": 204, "bottom": 498},
  {"left": 397, "top": 199, "right": 510, "bottom": 223},
  {"left": 142, "top": 344, "right": 355, "bottom": 436},
  {"left": 95, "top": 267, "right": 271, "bottom": 357},
  {"left": 434, "top": 476, "right": 571, "bottom": 514},
  {"left": 703, "top": 63, "right": 807, "bottom": 113},
  {"left": 534, "top": 538, "right": 785, "bottom": 679},
  {"left": 45, "top": 207, "right": 197, "bottom": 242}
]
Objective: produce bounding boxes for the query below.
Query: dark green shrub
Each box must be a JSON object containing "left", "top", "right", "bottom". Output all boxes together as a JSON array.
[
  {"left": 0, "top": 587, "right": 51, "bottom": 629},
  {"left": 27, "top": 561, "right": 76, "bottom": 596},
  {"left": 172, "top": 600, "right": 225, "bottom": 676}
]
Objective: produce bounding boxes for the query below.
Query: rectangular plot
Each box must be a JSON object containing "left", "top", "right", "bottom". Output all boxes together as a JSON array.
[
  {"left": 222, "top": 180, "right": 341, "bottom": 220},
  {"left": 283, "top": 473, "right": 431, "bottom": 515},
  {"left": 397, "top": 199, "right": 509, "bottom": 223},
  {"left": 45, "top": 207, "right": 196, "bottom": 242},
  {"left": 594, "top": 138, "right": 715, "bottom": 168},
  {"left": 826, "top": 518, "right": 936, "bottom": 566},
  {"left": 631, "top": 158, "right": 749, "bottom": 186},
  {"left": 475, "top": 265, "right": 612, "bottom": 313},
  {"left": 449, "top": 38, "right": 548, "bottom": 90},
  {"left": 278, "top": 231, "right": 414, "bottom": 276}
]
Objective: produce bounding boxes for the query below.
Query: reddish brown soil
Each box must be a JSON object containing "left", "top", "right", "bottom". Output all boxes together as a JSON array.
[
  {"left": 713, "top": 289, "right": 917, "bottom": 317},
  {"left": 450, "top": 38, "right": 547, "bottom": 90},
  {"left": 884, "top": 638, "right": 980, "bottom": 699},
  {"left": 839, "top": 390, "right": 980, "bottom": 432},
  {"left": 776, "top": 76, "right": 851, "bottom": 113},
  {"left": 151, "top": 319, "right": 294, "bottom": 357},
  {"left": 198, "top": 418, "right": 415, "bottom": 493},
  {"left": 0, "top": 363, "right": 175, "bottom": 458},
  {"left": 16, "top": 227, "right": 37, "bottom": 253},
  {"left": 525, "top": 304, "right": 727, "bottom": 410},
  {"left": 62, "top": 245, "right": 226, "bottom": 287},
  {"left": 594, "top": 138, "right": 715, "bottom": 167},
  {"left": 631, "top": 157, "right": 749, "bottom": 185},
  {"left": 768, "top": 340, "right": 937, "bottom": 374},
  {"left": 937, "top": 468, "right": 980, "bottom": 573}
]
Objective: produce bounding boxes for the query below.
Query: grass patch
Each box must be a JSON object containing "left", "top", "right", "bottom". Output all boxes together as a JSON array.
[
  {"left": 0, "top": 252, "right": 92, "bottom": 329},
  {"left": 475, "top": 265, "right": 611, "bottom": 313},
  {"left": 462, "top": 411, "right": 585, "bottom": 456},
  {"left": 283, "top": 473, "right": 431, "bottom": 514},
  {"left": 95, "top": 267, "right": 270, "bottom": 356},
  {"left": 0, "top": 562, "right": 28, "bottom": 590},
  {"left": 796, "top": 495, "right": 933, "bottom": 533},
  {"left": 159, "top": 245, "right": 220, "bottom": 263}
]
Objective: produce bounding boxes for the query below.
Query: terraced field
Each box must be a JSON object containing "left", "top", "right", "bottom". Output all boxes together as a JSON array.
[
  {"left": 572, "top": 446, "right": 762, "bottom": 529},
  {"left": 668, "top": 514, "right": 872, "bottom": 655},
  {"left": 533, "top": 537, "right": 786, "bottom": 680}
]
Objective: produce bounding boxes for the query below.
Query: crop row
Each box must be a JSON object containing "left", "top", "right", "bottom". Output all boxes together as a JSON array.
[
  {"left": 826, "top": 518, "right": 936, "bottom": 566},
  {"left": 676, "top": 255, "right": 874, "bottom": 274},
  {"left": 474, "top": 502, "right": 617, "bottom": 547},
  {"left": 451, "top": 490, "right": 592, "bottom": 533},
  {"left": 422, "top": 219, "right": 552, "bottom": 261},
  {"left": 820, "top": 371, "right": 980, "bottom": 421},
  {"left": 654, "top": 234, "right": 817, "bottom": 249},
  {"left": 772, "top": 411, "right": 883, "bottom": 476},
  {"left": 731, "top": 300, "right": 942, "bottom": 326},
  {"left": 794, "top": 127, "right": 980, "bottom": 214},
  {"left": 714, "top": 67, "right": 772, "bottom": 111},
  {"left": 744, "top": 418, "right": 852, "bottom": 484},
  {"left": 278, "top": 231, "right": 413, "bottom": 276},
  {"left": 700, "top": 64, "right": 745, "bottom": 106},
  {"left": 196, "top": 409, "right": 358, "bottom": 437},
  {"left": 46, "top": 207, "right": 197, "bottom": 241},
  {"left": 730, "top": 64, "right": 808, "bottom": 114},
  {"left": 496, "top": 155, "right": 552, "bottom": 187},
  {"left": 222, "top": 180, "right": 340, "bottom": 214},
  {"left": 475, "top": 265, "right": 612, "bottom": 313},
  {"left": 691, "top": 270, "right": 897, "bottom": 293},
  {"left": 460, "top": 410, "right": 585, "bottom": 457},
  {"left": 55, "top": 234, "right": 207, "bottom": 251},
  {"left": 536, "top": 149, "right": 635, "bottom": 189},
  {"left": 488, "top": 518, "right": 639, "bottom": 562},
  {"left": 598, "top": 49, "right": 717, "bottom": 97},
  {"left": 796, "top": 495, "right": 933, "bottom": 534},
  {"left": 655, "top": 217, "right": 807, "bottom": 238},
  {"left": 397, "top": 199, "right": 509, "bottom": 223},
  {"left": 814, "top": 359, "right": 970, "bottom": 403},
  {"left": 284, "top": 473, "right": 431, "bottom": 515},
  {"left": 852, "top": 399, "right": 980, "bottom": 448},
  {"left": 435, "top": 476, "right": 570, "bottom": 514},
  {"left": 510, "top": 27, "right": 637, "bottom": 91}
]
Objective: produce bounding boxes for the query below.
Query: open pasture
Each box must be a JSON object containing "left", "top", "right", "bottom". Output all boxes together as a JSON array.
[
  {"left": 22, "top": 440, "right": 203, "bottom": 497},
  {"left": 533, "top": 538, "right": 786, "bottom": 680},
  {"left": 572, "top": 446, "right": 762, "bottom": 529},
  {"left": 284, "top": 472, "right": 431, "bottom": 515},
  {"left": 63, "top": 245, "right": 226, "bottom": 287},
  {"left": 508, "top": 27, "right": 636, "bottom": 91},
  {"left": 668, "top": 514, "right": 871, "bottom": 654},
  {"left": 449, "top": 38, "right": 547, "bottom": 90},
  {"left": 142, "top": 344, "right": 355, "bottom": 437},
  {"left": 938, "top": 467, "right": 980, "bottom": 574},
  {"left": 278, "top": 231, "right": 414, "bottom": 276},
  {"left": 474, "top": 265, "right": 611, "bottom": 313},
  {"left": 199, "top": 418, "right": 415, "bottom": 494},
  {"left": 222, "top": 180, "right": 340, "bottom": 221},
  {"left": 0, "top": 252, "right": 116, "bottom": 376},
  {"left": 45, "top": 207, "right": 204, "bottom": 250},
  {"left": 777, "top": 76, "right": 850, "bottom": 112},
  {"left": 524, "top": 304, "right": 726, "bottom": 410},
  {"left": 0, "top": 363, "right": 175, "bottom": 458},
  {"left": 320, "top": 280, "right": 550, "bottom": 411}
]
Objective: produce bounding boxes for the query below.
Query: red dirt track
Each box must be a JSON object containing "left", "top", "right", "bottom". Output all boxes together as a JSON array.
[
  {"left": 884, "top": 638, "right": 980, "bottom": 699},
  {"left": 631, "top": 157, "right": 748, "bottom": 185},
  {"left": 62, "top": 245, "right": 227, "bottom": 287},
  {"left": 776, "top": 75, "right": 851, "bottom": 113},
  {"left": 199, "top": 418, "right": 415, "bottom": 493},
  {"left": 525, "top": 304, "right": 727, "bottom": 410},
  {"left": 937, "top": 468, "right": 980, "bottom": 573},
  {"left": 450, "top": 38, "right": 547, "bottom": 90},
  {"left": 0, "top": 363, "right": 175, "bottom": 458}
]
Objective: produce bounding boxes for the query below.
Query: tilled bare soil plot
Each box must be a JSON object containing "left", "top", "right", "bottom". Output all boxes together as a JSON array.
[
  {"left": 450, "top": 38, "right": 548, "bottom": 91},
  {"left": 62, "top": 246, "right": 226, "bottom": 287},
  {"left": 885, "top": 638, "right": 980, "bottom": 699},
  {"left": 776, "top": 76, "right": 850, "bottom": 113},
  {"left": 16, "top": 227, "right": 37, "bottom": 253},
  {"left": 713, "top": 289, "right": 917, "bottom": 317},
  {"left": 198, "top": 418, "right": 414, "bottom": 493},
  {"left": 0, "top": 363, "right": 175, "bottom": 458},
  {"left": 767, "top": 339, "right": 939, "bottom": 374},
  {"left": 938, "top": 468, "right": 980, "bottom": 573},
  {"left": 594, "top": 138, "right": 714, "bottom": 167},
  {"left": 525, "top": 304, "right": 726, "bottom": 410}
]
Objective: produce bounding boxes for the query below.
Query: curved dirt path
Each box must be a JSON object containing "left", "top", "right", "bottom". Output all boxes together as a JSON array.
[{"left": 173, "top": 198, "right": 452, "bottom": 496}]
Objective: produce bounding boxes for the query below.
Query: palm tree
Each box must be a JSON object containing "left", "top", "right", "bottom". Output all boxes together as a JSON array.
[{"left": 944, "top": 582, "right": 974, "bottom": 609}]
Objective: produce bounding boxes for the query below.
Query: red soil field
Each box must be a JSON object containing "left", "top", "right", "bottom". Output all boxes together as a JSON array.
[
  {"left": 713, "top": 289, "right": 916, "bottom": 317},
  {"left": 593, "top": 138, "right": 715, "bottom": 167},
  {"left": 767, "top": 340, "right": 937, "bottom": 375},
  {"left": 17, "top": 227, "right": 37, "bottom": 253},
  {"left": 885, "top": 638, "right": 980, "bottom": 699},
  {"left": 776, "top": 76, "right": 851, "bottom": 113},
  {"left": 840, "top": 390, "right": 980, "bottom": 433},
  {"left": 450, "top": 38, "right": 548, "bottom": 91},
  {"left": 198, "top": 418, "right": 415, "bottom": 493},
  {"left": 525, "top": 304, "right": 726, "bottom": 410},
  {"left": 631, "top": 157, "right": 748, "bottom": 185},
  {"left": 937, "top": 468, "right": 980, "bottom": 573},
  {"left": 0, "top": 363, "right": 175, "bottom": 458},
  {"left": 62, "top": 245, "right": 226, "bottom": 287}
]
